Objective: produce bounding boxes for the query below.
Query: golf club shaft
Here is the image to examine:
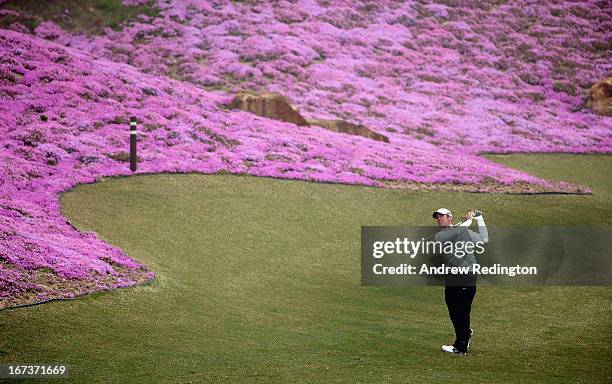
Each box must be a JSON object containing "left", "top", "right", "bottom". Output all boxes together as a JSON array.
[{"left": 423, "top": 210, "right": 482, "bottom": 241}]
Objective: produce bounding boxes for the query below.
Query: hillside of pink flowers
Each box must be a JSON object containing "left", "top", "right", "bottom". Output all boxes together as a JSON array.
[
  {"left": 59, "top": 0, "right": 612, "bottom": 153},
  {"left": 1, "top": 0, "right": 610, "bottom": 308}
]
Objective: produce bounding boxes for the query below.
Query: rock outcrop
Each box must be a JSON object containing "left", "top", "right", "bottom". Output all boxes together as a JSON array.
[
  {"left": 230, "top": 92, "right": 389, "bottom": 143},
  {"left": 306, "top": 119, "right": 390, "bottom": 143},
  {"left": 587, "top": 77, "right": 612, "bottom": 116},
  {"left": 229, "top": 91, "right": 308, "bottom": 126}
]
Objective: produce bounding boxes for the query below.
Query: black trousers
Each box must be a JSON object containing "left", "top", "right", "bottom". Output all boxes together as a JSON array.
[{"left": 444, "top": 285, "right": 476, "bottom": 352}]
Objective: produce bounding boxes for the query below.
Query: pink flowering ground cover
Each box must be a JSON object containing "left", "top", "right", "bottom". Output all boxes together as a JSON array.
[
  {"left": 54, "top": 0, "right": 611, "bottom": 154},
  {"left": 1, "top": 0, "right": 610, "bottom": 308}
]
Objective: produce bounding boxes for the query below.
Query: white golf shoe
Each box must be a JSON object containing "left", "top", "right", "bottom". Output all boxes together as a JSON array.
[
  {"left": 442, "top": 329, "right": 473, "bottom": 355},
  {"left": 467, "top": 328, "right": 474, "bottom": 350},
  {"left": 441, "top": 345, "right": 465, "bottom": 355}
]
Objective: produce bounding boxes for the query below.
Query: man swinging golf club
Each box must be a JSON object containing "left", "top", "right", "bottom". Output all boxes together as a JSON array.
[{"left": 432, "top": 208, "right": 489, "bottom": 355}]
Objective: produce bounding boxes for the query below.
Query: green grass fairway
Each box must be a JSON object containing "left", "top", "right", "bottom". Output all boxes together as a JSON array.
[{"left": 1, "top": 154, "right": 611, "bottom": 383}]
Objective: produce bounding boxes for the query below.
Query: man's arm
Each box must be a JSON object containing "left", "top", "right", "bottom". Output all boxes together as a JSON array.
[
  {"left": 469, "top": 215, "right": 489, "bottom": 244},
  {"left": 434, "top": 219, "right": 472, "bottom": 242}
]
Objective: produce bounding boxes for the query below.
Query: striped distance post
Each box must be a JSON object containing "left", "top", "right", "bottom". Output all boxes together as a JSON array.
[{"left": 130, "top": 116, "right": 137, "bottom": 172}]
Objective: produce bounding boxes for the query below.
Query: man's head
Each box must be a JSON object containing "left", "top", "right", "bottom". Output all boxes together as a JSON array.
[{"left": 433, "top": 208, "right": 453, "bottom": 227}]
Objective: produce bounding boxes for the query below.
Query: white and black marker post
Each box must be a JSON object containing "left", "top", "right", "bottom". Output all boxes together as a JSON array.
[{"left": 130, "top": 116, "right": 137, "bottom": 172}]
